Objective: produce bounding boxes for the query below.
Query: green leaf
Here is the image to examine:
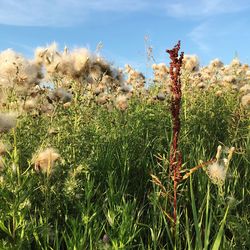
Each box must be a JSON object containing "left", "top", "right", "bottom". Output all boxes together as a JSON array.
[
  {"left": 190, "top": 177, "right": 202, "bottom": 250},
  {"left": 0, "top": 220, "right": 11, "bottom": 237},
  {"left": 212, "top": 206, "right": 229, "bottom": 250}
]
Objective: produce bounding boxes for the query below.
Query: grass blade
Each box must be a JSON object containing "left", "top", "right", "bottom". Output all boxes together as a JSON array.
[{"left": 212, "top": 206, "right": 229, "bottom": 250}]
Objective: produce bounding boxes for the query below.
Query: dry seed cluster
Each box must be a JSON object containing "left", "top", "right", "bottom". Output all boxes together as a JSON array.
[
  {"left": 0, "top": 44, "right": 249, "bottom": 116},
  {"left": 0, "top": 44, "right": 248, "bottom": 178}
]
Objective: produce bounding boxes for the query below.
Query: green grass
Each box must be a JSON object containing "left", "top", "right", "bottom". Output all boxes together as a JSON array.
[{"left": 0, "top": 86, "right": 249, "bottom": 249}]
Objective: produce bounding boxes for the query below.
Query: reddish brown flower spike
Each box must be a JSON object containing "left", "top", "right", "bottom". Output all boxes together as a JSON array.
[{"left": 166, "top": 41, "right": 184, "bottom": 225}]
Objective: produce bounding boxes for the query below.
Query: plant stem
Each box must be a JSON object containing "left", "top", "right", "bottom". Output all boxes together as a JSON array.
[{"left": 166, "top": 41, "right": 184, "bottom": 224}]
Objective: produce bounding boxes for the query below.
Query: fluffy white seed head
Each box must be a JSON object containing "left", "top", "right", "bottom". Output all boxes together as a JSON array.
[
  {"left": 96, "top": 93, "right": 109, "bottom": 105},
  {"left": 152, "top": 63, "right": 169, "bottom": 84},
  {"left": 0, "top": 49, "right": 42, "bottom": 88},
  {"left": 209, "top": 58, "right": 224, "bottom": 69},
  {"left": 115, "top": 95, "right": 128, "bottom": 111},
  {"left": 32, "top": 148, "right": 60, "bottom": 174},
  {"left": 230, "top": 58, "right": 241, "bottom": 67},
  {"left": 23, "top": 98, "right": 38, "bottom": 111},
  {"left": 0, "top": 112, "right": 18, "bottom": 132},
  {"left": 207, "top": 162, "right": 226, "bottom": 185},
  {"left": 239, "top": 84, "right": 250, "bottom": 94},
  {"left": 125, "top": 65, "right": 145, "bottom": 88},
  {"left": 71, "top": 48, "right": 91, "bottom": 72},
  {"left": 182, "top": 55, "right": 199, "bottom": 72},
  {"left": 51, "top": 88, "right": 72, "bottom": 103},
  {"left": 0, "top": 141, "right": 11, "bottom": 155},
  {"left": 118, "top": 84, "right": 133, "bottom": 93},
  {"left": 223, "top": 75, "right": 236, "bottom": 84},
  {"left": 241, "top": 93, "right": 250, "bottom": 108}
]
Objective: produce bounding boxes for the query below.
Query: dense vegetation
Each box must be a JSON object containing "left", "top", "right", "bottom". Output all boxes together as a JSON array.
[{"left": 0, "top": 44, "right": 249, "bottom": 249}]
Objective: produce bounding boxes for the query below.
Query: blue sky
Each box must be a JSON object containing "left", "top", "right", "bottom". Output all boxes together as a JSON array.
[{"left": 1, "top": 0, "right": 250, "bottom": 74}]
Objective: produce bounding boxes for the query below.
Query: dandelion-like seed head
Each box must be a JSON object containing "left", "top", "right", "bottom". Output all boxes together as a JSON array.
[
  {"left": 93, "top": 84, "right": 105, "bottom": 96},
  {"left": 0, "top": 49, "right": 42, "bottom": 88},
  {"left": 23, "top": 98, "right": 37, "bottom": 111},
  {"left": 118, "top": 84, "right": 133, "bottom": 93},
  {"left": 72, "top": 48, "right": 91, "bottom": 72},
  {"left": 152, "top": 63, "right": 169, "bottom": 84},
  {"left": 197, "top": 82, "right": 206, "bottom": 89},
  {"left": 207, "top": 162, "right": 226, "bottom": 185},
  {"left": 96, "top": 93, "right": 109, "bottom": 105},
  {"left": 101, "top": 75, "right": 113, "bottom": 86},
  {"left": 52, "top": 88, "right": 72, "bottom": 104},
  {"left": 223, "top": 75, "right": 236, "bottom": 84},
  {"left": 156, "top": 92, "right": 166, "bottom": 101},
  {"left": 125, "top": 64, "right": 145, "bottom": 88},
  {"left": 241, "top": 93, "right": 250, "bottom": 108},
  {"left": 182, "top": 54, "right": 199, "bottom": 72},
  {"left": 89, "top": 63, "right": 102, "bottom": 81},
  {"left": 230, "top": 58, "right": 241, "bottom": 67},
  {"left": 209, "top": 58, "right": 224, "bottom": 69},
  {"left": 32, "top": 147, "right": 60, "bottom": 174},
  {"left": 239, "top": 84, "right": 250, "bottom": 94},
  {"left": 34, "top": 47, "right": 47, "bottom": 65},
  {"left": 0, "top": 112, "right": 18, "bottom": 133},
  {"left": 115, "top": 94, "right": 128, "bottom": 111},
  {"left": 0, "top": 141, "right": 11, "bottom": 156},
  {"left": 215, "top": 90, "right": 223, "bottom": 97}
]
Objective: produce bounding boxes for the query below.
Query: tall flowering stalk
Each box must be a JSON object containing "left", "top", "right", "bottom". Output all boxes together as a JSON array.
[
  {"left": 166, "top": 41, "right": 184, "bottom": 224},
  {"left": 151, "top": 42, "right": 232, "bottom": 229}
]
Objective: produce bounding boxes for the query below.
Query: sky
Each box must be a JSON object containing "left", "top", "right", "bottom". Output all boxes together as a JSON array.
[{"left": 1, "top": 0, "right": 250, "bottom": 75}]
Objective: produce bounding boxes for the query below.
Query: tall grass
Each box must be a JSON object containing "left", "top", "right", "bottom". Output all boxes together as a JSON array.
[{"left": 0, "top": 46, "right": 249, "bottom": 249}]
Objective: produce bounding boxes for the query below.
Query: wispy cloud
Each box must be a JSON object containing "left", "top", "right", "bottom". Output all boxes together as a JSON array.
[
  {"left": 2, "top": 0, "right": 249, "bottom": 27},
  {"left": 165, "top": 0, "right": 250, "bottom": 18},
  {"left": 188, "top": 22, "right": 211, "bottom": 53},
  {"left": 87, "top": 0, "right": 149, "bottom": 12},
  {"left": 0, "top": 0, "right": 152, "bottom": 27},
  {"left": 8, "top": 41, "right": 35, "bottom": 56},
  {"left": 187, "top": 16, "right": 250, "bottom": 56}
]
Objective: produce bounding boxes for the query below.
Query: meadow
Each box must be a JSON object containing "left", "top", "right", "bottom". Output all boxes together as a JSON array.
[{"left": 0, "top": 42, "right": 249, "bottom": 249}]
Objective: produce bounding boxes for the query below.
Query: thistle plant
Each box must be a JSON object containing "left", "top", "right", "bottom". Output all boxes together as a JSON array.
[{"left": 0, "top": 42, "right": 249, "bottom": 249}]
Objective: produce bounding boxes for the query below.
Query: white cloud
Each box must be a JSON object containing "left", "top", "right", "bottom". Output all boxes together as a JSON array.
[
  {"left": 0, "top": 0, "right": 84, "bottom": 26},
  {"left": 187, "top": 17, "right": 249, "bottom": 55},
  {"left": 87, "top": 0, "right": 149, "bottom": 12},
  {"left": 1, "top": 0, "right": 249, "bottom": 27},
  {"left": 165, "top": 0, "right": 250, "bottom": 18},
  {"left": 0, "top": 0, "right": 152, "bottom": 26},
  {"left": 188, "top": 22, "right": 211, "bottom": 53}
]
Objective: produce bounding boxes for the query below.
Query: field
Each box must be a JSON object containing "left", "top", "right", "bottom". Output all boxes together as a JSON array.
[{"left": 0, "top": 42, "right": 249, "bottom": 249}]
